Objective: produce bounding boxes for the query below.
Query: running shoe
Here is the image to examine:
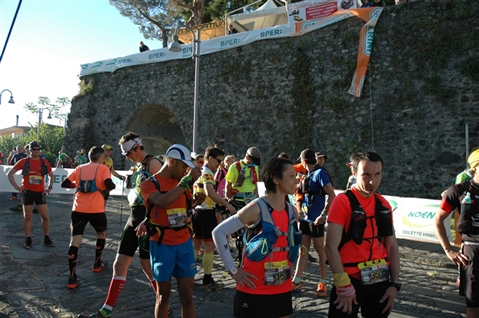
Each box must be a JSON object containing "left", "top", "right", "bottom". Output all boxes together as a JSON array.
[
  {"left": 203, "top": 279, "right": 225, "bottom": 291},
  {"left": 316, "top": 282, "right": 327, "bottom": 297},
  {"left": 24, "top": 239, "right": 32, "bottom": 249},
  {"left": 10, "top": 205, "right": 22, "bottom": 212},
  {"left": 76, "top": 311, "right": 109, "bottom": 318},
  {"left": 8, "top": 196, "right": 17, "bottom": 201},
  {"left": 92, "top": 260, "right": 108, "bottom": 273},
  {"left": 67, "top": 276, "right": 79, "bottom": 289},
  {"left": 44, "top": 237, "right": 55, "bottom": 247},
  {"left": 292, "top": 281, "right": 302, "bottom": 292}
]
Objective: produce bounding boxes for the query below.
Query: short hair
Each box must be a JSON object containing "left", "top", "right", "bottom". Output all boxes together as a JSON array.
[
  {"left": 350, "top": 151, "right": 383, "bottom": 172},
  {"left": 261, "top": 157, "right": 293, "bottom": 194},
  {"left": 89, "top": 146, "right": 104, "bottom": 162},
  {"left": 195, "top": 153, "right": 204, "bottom": 161},
  {"left": 204, "top": 146, "right": 225, "bottom": 159},
  {"left": 119, "top": 131, "right": 145, "bottom": 151}
]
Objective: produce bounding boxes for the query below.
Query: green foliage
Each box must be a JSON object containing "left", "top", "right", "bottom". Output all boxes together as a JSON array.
[
  {"left": 0, "top": 125, "right": 65, "bottom": 166},
  {"left": 24, "top": 96, "right": 70, "bottom": 124},
  {"left": 79, "top": 79, "right": 96, "bottom": 96},
  {"left": 205, "top": 0, "right": 258, "bottom": 21}
]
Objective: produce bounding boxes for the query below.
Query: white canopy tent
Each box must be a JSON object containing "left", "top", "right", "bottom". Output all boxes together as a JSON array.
[{"left": 227, "top": 0, "right": 289, "bottom": 33}]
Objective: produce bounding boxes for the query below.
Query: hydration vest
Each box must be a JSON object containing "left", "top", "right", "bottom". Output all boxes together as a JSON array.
[
  {"left": 21, "top": 158, "right": 49, "bottom": 176},
  {"left": 338, "top": 190, "right": 394, "bottom": 262},
  {"left": 456, "top": 180, "right": 479, "bottom": 235},
  {"left": 297, "top": 165, "right": 326, "bottom": 197},
  {"left": 244, "top": 198, "right": 302, "bottom": 264}
]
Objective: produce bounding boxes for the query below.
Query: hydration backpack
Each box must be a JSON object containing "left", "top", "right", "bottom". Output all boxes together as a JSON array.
[{"left": 244, "top": 198, "right": 302, "bottom": 263}]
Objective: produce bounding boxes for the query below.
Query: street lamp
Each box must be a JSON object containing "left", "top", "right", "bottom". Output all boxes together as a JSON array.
[
  {"left": 169, "top": 24, "right": 201, "bottom": 154},
  {"left": 0, "top": 89, "right": 15, "bottom": 105},
  {"left": 37, "top": 106, "right": 52, "bottom": 140}
]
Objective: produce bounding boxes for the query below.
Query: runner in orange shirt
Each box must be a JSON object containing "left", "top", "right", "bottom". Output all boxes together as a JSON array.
[{"left": 61, "top": 146, "right": 116, "bottom": 289}]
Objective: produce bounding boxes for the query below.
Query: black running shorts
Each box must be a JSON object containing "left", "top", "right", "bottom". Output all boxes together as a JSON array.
[{"left": 23, "top": 190, "right": 46, "bottom": 206}]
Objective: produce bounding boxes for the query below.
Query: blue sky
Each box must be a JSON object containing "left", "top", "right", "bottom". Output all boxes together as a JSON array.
[{"left": 0, "top": 0, "right": 161, "bottom": 130}]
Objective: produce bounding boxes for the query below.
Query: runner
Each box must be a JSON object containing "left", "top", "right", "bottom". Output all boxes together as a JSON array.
[
  {"left": 61, "top": 146, "right": 115, "bottom": 289},
  {"left": 78, "top": 133, "right": 163, "bottom": 318},
  {"left": 7, "top": 141, "right": 55, "bottom": 249},
  {"left": 193, "top": 146, "right": 236, "bottom": 291},
  {"left": 212, "top": 157, "right": 299, "bottom": 318},
  {"left": 292, "top": 148, "right": 336, "bottom": 297},
  {"left": 137, "top": 144, "right": 202, "bottom": 318}
]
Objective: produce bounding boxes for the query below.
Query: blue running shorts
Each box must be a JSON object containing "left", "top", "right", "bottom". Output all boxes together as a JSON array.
[{"left": 150, "top": 237, "right": 196, "bottom": 282}]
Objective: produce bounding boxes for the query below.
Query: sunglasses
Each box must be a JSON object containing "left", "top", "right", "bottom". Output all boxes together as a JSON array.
[
  {"left": 214, "top": 158, "right": 222, "bottom": 164},
  {"left": 31, "top": 148, "right": 41, "bottom": 151},
  {"left": 125, "top": 149, "right": 135, "bottom": 156}
]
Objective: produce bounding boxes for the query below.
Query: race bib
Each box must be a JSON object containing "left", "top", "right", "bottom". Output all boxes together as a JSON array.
[
  {"left": 264, "top": 260, "right": 291, "bottom": 286},
  {"left": 29, "top": 175, "right": 42, "bottom": 185},
  {"left": 358, "top": 259, "right": 389, "bottom": 285},
  {"left": 167, "top": 208, "right": 188, "bottom": 228}
]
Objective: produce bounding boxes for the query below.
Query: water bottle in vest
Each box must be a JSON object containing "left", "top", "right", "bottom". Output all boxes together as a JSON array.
[
  {"left": 236, "top": 168, "right": 246, "bottom": 186},
  {"left": 458, "top": 192, "right": 473, "bottom": 233}
]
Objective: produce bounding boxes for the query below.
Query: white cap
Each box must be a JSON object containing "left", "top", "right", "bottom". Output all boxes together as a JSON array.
[{"left": 166, "top": 144, "right": 195, "bottom": 168}]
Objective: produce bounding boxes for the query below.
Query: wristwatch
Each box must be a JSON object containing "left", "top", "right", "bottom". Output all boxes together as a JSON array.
[
  {"left": 48, "top": 186, "right": 53, "bottom": 189},
  {"left": 229, "top": 267, "right": 238, "bottom": 275},
  {"left": 390, "top": 282, "right": 401, "bottom": 292}
]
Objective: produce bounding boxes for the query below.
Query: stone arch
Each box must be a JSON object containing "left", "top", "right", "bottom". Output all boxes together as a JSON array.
[{"left": 124, "top": 103, "right": 186, "bottom": 169}]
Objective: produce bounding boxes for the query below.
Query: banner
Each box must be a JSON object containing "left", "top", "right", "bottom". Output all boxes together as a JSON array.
[{"left": 287, "top": 0, "right": 357, "bottom": 33}]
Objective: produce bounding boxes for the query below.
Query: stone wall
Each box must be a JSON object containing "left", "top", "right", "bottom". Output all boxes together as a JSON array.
[{"left": 66, "top": 0, "right": 479, "bottom": 198}]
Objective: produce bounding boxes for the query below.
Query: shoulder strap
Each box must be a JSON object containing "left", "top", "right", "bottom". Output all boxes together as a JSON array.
[{"left": 236, "top": 161, "right": 242, "bottom": 173}]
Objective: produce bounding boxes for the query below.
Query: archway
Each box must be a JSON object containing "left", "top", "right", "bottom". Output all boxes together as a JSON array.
[{"left": 124, "top": 103, "right": 186, "bottom": 169}]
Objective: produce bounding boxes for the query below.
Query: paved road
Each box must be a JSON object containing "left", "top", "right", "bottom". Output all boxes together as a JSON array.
[{"left": 0, "top": 193, "right": 466, "bottom": 317}]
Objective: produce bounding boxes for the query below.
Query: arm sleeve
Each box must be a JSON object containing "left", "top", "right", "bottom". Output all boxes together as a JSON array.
[
  {"left": 212, "top": 215, "right": 246, "bottom": 271},
  {"left": 105, "top": 178, "right": 115, "bottom": 190}
]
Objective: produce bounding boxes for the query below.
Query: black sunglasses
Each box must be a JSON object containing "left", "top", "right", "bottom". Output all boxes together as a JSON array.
[
  {"left": 31, "top": 148, "right": 41, "bottom": 151},
  {"left": 214, "top": 158, "right": 222, "bottom": 164}
]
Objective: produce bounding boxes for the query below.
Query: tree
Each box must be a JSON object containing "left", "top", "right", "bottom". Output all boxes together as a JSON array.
[
  {"left": 110, "top": 0, "right": 183, "bottom": 48},
  {"left": 24, "top": 96, "right": 70, "bottom": 147},
  {"left": 0, "top": 125, "right": 66, "bottom": 167}
]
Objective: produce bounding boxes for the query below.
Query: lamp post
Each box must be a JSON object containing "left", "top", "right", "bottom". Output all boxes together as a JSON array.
[
  {"left": 169, "top": 25, "right": 201, "bottom": 154},
  {"left": 37, "top": 106, "right": 52, "bottom": 141},
  {"left": 0, "top": 89, "right": 15, "bottom": 105}
]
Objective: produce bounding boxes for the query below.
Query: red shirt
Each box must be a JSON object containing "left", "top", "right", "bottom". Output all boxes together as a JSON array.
[
  {"left": 141, "top": 175, "right": 191, "bottom": 246},
  {"left": 328, "top": 187, "right": 392, "bottom": 278},
  {"left": 13, "top": 158, "right": 52, "bottom": 192},
  {"left": 237, "top": 207, "right": 292, "bottom": 295}
]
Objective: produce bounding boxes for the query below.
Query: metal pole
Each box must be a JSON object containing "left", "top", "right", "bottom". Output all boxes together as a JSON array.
[
  {"left": 192, "top": 29, "right": 201, "bottom": 154},
  {"left": 37, "top": 108, "right": 42, "bottom": 141},
  {"left": 1, "top": 0, "right": 23, "bottom": 64}
]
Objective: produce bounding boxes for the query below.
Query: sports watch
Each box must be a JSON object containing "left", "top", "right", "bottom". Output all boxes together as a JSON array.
[
  {"left": 390, "top": 282, "right": 401, "bottom": 292},
  {"left": 229, "top": 267, "right": 238, "bottom": 275}
]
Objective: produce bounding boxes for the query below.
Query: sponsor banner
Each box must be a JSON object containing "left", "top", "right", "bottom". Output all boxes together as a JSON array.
[
  {"left": 78, "top": 1, "right": 377, "bottom": 98},
  {"left": 348, "top": 7, "right": 383, "bottom": 97},
  {"left": 287, "top": 0, "right": 357, "bottom": 33}
]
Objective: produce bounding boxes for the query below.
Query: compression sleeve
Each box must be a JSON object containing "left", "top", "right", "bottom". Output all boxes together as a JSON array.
[
  {"left": 105, "top": 178, "right": 116, "bottom": 190},
  {"left": 61, "top": 178, "right": 75, "bottom": 189},
  {"left": 212, "top": 214, "right": 245, "bottom": 272}
]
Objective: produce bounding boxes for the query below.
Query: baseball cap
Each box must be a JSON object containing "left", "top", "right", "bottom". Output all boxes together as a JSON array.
[
  {"left": 29, "top": 141, "right": 40, "bottom": 149},
  {"left": 315, "top": 151, "right": 328, "bottom": 159},
  {"left": 300, "top": 149, "right": 317, "bottom": 165},
  {"left": 246, "top": 147, "right": 261, "bottom": 166},
  {"left": 468, "top": 149, "right": 479, "bottom": 168},
  {"left": 102, "top": 144, "right": 113, "bottom": 150},
  {"left": 166, "top": 144, "right": 195, "bottom": 168}
]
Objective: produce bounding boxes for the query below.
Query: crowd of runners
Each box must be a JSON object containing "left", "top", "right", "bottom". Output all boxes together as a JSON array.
[{"left": 6, "top": 132, "right": 479, "bottom": 318}]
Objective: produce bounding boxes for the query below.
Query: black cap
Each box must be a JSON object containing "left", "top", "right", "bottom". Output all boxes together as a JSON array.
[{"left": 29, "top": 141, "right": 40, "bottom": 149}]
